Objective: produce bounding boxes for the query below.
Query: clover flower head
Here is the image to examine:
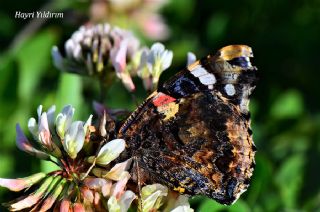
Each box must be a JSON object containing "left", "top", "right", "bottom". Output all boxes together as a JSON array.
[
  {"left": 138, "top": 42, "right": 173, "bottom": 91},
  {"left": 0, "top": 105, "right": 137, "bottom": 211},
  {"left": 52, "top": 24, "right": 141, "bottom": 92}
]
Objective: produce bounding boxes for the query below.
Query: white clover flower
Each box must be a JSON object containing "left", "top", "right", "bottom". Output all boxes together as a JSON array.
[
  {"left": 55, "top": 105, "right": 75, "bottom": 139},
  {"left": 26, "top": 105, "right": 62, "bottom": 158},
  {"left": 138, "top": 42, "right": 173, "bottom": 91},
  {"left": 63, "top": 121, "right": 85, "bottom": 159},
  {"left": 52, "top": 23, "right": 141, "bottom": 92},
  {"left": 140, "top": 184, "right": 168, "bottom": 212},
  {"left": 88, "top": 138, "right": 126, "bottom": 166},
  {"left": 16, "top": 124, "right": 50, "bottom": 160},
  {"left": 108, "top": 190, "right": 136, "bottom": 212},
  {"left": 28, "top": 105, "right": 56, "bottom": 139},
  {"left": 1, "top": 105, "right": 140, "bottom": 211}
]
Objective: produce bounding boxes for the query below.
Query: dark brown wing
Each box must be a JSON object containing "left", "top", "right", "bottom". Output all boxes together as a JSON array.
[{"left": 118, "top": 45, "right": 257, "bottom": 205}]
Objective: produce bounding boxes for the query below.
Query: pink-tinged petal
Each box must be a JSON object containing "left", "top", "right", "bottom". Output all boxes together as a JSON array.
[
  {"left": 81, "top": 187, "right": 94, "bottom": 203},
  {"left": 106, "top": 159, "right": 132, "bottom": 181},
  {"left": 73, "top": 203, "right": 85, "bottom": 212},
  {"left": 110, "top": 38, "right": 136, "bottom": 92},
  {"left": 6, "top": 194, "right": 41, "bottom": 211},
  {"left": 111, "top": 172, "right": 130, "bottom": 199},
  {"left": 110, "top": 39, "right": 127, "bottom": 75},
  {"left": 84, "top": 178, "right": 106, "bottom": 189},
  {"left": 101, "top": 182, "right": 113, "bottom": 197},
  {"left": 140, "top": 14, "right": 169, "bottom": 40},
  {"left": 93, "top": 191, "right": 103, "bottom": 210},
  {"left": 99, "top": 112, "right": 107, "bottom": 137},
  {"left": 39, "top": 112, "right": 51, "bottom": 146},
  {"left": 0, "top": 172, "right": 46, "bottom": 192},
  {"left": 126, "top": 34, "right": 140, "bottom": 58},
  {"left": 38, "top": 114, "right": 62, "bottom": 158},
  {"left": 115, "top": 40, "right": 128, "bottom": 73},
  {"left": 30, "top": 200, "right": 43, "bottom": 212},
  {"left": 120, "top": 72, "right": 136, "bottom": 92},
  {"left": 0, "top": 178, "right": 26, "bottom": 192},
  {"left": 84, "top": 178, "right": 112, "bottom": 197},
  {"left": 39, "top": 197, "right": 56, "bottom": 212},
  {"left": 9, "top": 176, "right": 54, "bottom": 211},
  {"left": 16, "top": 124, "right": 50, "bottom": 160},
  {"left": 60, "top": 199, "right": 71, "bottom": 212},
  {"left": 119, "top": 190, "right": 136, "bottom": 212}
]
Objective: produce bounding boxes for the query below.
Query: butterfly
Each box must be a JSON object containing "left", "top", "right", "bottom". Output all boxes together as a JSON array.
[{"left": 117, "top": 45, "right": 258, "bottom": 205}]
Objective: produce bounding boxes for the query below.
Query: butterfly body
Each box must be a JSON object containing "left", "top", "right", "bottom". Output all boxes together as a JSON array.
[{"left": 118, "top": 45, "right": 257, "bottom": 205}]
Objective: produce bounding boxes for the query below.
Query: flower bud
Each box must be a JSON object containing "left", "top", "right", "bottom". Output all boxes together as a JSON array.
[
  {"left": 89, "top": 139, "right": 126, "bottom": 166},
  {"left": 63, "top": 121, "right": 85, "bottom": 159}
]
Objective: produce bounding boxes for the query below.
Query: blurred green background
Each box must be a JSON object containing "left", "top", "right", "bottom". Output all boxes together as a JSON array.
[{"left": 0, "top": 0, "right": 320, "bottom": 211}]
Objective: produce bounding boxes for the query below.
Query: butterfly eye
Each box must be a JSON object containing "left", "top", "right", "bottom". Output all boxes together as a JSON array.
[{"left": 227, "top": 57, "right": 252, "bottom": 69}]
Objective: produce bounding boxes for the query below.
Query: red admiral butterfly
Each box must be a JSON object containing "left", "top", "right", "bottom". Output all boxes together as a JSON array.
[{"left": 118, "top": 45, "right": 257, "bottom": 205}]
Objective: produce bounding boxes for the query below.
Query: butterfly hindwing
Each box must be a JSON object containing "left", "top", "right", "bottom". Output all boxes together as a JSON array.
[{"left": 118, "top": 45, "right": 257, "bottom": 205}]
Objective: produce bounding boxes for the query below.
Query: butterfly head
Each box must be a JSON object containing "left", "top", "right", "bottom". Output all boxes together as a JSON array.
[{"left": 216, "top": 45, "right": 254, "bottom": 70}]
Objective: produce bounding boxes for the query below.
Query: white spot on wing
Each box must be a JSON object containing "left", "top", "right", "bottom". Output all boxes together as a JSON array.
[
  {"left": 190, "top": 65, "right": 216, "bottom": 89},
  {"left": 199, "top": 73, "right": 216, "bottom": 85},
  {"left": 225, "top": 84, "right": 236, "bottom": 96},
  {"left": 190, "top": 65, "right": 207, "bottom": 77}
]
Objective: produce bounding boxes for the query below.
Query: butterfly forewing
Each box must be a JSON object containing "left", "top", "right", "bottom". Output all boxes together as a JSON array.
[{"left": 118, "top": 45, "right": 257, "bottom": 205}]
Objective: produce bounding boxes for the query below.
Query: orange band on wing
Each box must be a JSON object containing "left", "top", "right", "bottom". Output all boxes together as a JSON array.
[{"left": 152, "top": 92, "right": 176, "bottom": 107}]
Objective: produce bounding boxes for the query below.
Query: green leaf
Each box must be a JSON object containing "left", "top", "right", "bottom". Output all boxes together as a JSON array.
[
  {"left": 197, "top": 198, "right": 250, "bottom": 212},
  {"left": 0, "top": 53, "right": 15, "bottom": 99},
  {"left": 0, "top": 153, "right": 14, "bottom": 177},
  {"left": 275, "top": 154, "right": 305, "bottom": 208},
  {"left": 16, "top": 29, "right": 58, "bottom": 104},
  {"left": 206, "top": 13, "right": 229, "bottom": 44},
  {"left": 165, "top": 0, "right": 195, "bottom": 22},
  {"left": 198, "top": 198, "right": 224, "bottom": 211},
  {"left": 40, "top": 160, "right": 60, "bottom": 173},
  {"left": 270, "top": 90, "right": 304, "bottom": 119},
  {"left": 246, "top": 155, "right": 273, "bottom": 205},
  {"left": 55, "top": 74, "right": 83, "bottom": 119},
  {"left": 229, "top": 200, "right": 251, "bottom": 212}
]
